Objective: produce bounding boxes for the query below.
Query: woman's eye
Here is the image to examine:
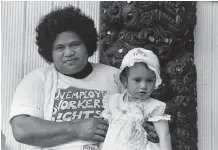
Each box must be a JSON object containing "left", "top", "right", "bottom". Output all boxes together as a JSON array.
[
  {"left": 74, "top": 42, "right": 81, "bottom": 46},
  {"left": 56, "top": 46, "right": 64, "bottom": 51},
  {"left": 70, "top": 42, "right": 82, "bottom": 48},
  {"left": 69, "top": 44, "right": 74, "bottom": 48}
]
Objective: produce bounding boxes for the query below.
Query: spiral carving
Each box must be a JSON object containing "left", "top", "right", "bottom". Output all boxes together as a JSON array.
[{"left": 100, "top": 1, "right": 197, "bottom": 150}]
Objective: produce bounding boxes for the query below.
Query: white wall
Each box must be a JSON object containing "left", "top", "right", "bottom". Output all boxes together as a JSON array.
[
  {"left": 1, "top": 2, "right": 100, "bottom": 150},
  {"left": 194, "top": 2, "right": 218, "bottom": 150},
  {"left": 1, "top": 1, "right": 218, "bottom": 150}
]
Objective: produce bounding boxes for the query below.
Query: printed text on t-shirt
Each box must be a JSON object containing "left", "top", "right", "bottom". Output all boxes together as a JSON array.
[{"left": 52, "top": 86, "right": 108, "bottom": 122}]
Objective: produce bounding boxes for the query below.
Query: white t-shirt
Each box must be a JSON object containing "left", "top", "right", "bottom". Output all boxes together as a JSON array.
[{"left": 9, "top": 63, "right": 120, "bottom": 150}]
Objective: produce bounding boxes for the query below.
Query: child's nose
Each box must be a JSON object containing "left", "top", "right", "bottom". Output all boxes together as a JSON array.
[{"left": 140, "top": 81, "right": 147, "bottom": 89}]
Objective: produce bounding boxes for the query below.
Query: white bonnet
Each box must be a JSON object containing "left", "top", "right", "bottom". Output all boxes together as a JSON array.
[{"left": 114, "top": 48, "right": 162, "bottom": 89}]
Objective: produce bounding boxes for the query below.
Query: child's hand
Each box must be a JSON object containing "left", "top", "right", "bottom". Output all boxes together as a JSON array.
[{"left": 142, "top": 121, "right": 159, "bottom": 143}]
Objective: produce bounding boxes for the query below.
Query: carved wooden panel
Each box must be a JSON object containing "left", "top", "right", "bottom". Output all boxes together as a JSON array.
[{"left": 99, "top": 2, "right": 197, "bottom": 150}]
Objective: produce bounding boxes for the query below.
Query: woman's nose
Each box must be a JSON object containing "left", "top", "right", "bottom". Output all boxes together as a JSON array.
[{"left": 64, "top": 46, "right": 75, "bottom": 56}]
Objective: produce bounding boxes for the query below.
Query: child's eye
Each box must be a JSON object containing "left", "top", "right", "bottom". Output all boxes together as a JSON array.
[{"left": 134, "top": 78, "right": 141, "bottom": 83}]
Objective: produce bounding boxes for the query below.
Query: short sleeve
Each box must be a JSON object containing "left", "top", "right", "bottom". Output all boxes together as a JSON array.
[
  {"left": 9, "top": 69, "right": 45, "bottom": 122},
  {"left": 101, "top": 94, "right": 112, "bottom": 121},
  {"left": 147, "top": 100, "right": 171, "bottom": 122}
]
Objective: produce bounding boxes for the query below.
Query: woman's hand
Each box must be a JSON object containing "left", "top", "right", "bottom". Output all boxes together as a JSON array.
[
  {"left": 76, "top": 118, "right": 109, "bottom": 142},
  {"left": 142, "top": 121, "right": 159, "bottom": 143}
]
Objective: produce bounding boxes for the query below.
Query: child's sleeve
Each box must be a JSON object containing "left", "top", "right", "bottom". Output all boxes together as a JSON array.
[
  {"left": 147, "top": 100, "right": 171, "bottom": 122},
  {"left": 101, "top": 94, "right": 112, "bottom": 122}
]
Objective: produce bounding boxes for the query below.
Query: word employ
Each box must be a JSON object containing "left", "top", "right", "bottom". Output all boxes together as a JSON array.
[{"left": 55, "top": 89, "right": 105, "bottom": 100}]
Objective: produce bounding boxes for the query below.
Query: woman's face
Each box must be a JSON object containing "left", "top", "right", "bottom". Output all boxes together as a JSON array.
[{"left": 52, "top": 31, "right": 89, "bottom": 75}]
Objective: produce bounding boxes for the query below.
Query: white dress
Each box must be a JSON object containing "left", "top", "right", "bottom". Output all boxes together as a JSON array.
[{"left": 101, "top": 92, "right": 171, "bottom": 150}]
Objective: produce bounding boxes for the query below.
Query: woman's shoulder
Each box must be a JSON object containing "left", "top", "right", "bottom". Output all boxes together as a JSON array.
[
  {"left": 14, "top": 65, "right": 56, "bottom": 92},
  {"left": 104, "top": 93, "right": 123, "bottom": 99},
  {"left": 23, "top": 64, "right": 55, "bottom": 80},
  {"left": 92, "top": 63, "right": 118, "bottom": 73}
]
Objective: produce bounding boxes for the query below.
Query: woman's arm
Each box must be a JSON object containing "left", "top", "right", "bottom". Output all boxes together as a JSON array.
[
  {"left": 11, "top": 115, "right": 108, "bottom": 147},
  {"left": 153, "top": 120, "right": 172, "bottom": 150}
]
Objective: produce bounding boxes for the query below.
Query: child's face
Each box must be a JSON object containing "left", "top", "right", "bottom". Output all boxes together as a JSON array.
[{"left": 125, "top": 63, "right": 156, "bottom": 100}]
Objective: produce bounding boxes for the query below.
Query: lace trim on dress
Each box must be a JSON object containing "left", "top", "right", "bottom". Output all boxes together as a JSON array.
[
  {"left": 148, "top": 114, "right": 171, "bottom": 122},
  {"left": 101, "top": 94, "right": 112, "bottom": 122}
]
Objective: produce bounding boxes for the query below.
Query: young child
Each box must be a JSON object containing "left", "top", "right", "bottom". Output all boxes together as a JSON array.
[{"left": 101, "top": 48, "right": 172, "bottom": 150}]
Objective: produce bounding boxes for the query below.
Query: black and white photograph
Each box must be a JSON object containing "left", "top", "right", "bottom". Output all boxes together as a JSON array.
[{"left": 1, "top": 1, "right": 218, "bottom": 150}]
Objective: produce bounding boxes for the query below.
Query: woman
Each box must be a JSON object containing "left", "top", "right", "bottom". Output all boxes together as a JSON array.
[{"left": 9, "top": 6, "right": 157, "bottom": 150}]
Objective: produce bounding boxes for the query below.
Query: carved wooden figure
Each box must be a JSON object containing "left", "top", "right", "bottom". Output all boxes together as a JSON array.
[{"left": 99, "top": 1, "right": 197, "bottom": 150}]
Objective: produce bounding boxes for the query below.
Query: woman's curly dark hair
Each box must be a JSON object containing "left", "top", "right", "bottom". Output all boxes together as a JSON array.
[{"left": 35, "top": 5, "right": 98, "bottom": 63}]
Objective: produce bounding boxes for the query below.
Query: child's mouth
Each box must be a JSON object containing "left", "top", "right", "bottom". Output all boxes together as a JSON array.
[{"left": 139, "top": 91, "right": 147, "bottom": 95}]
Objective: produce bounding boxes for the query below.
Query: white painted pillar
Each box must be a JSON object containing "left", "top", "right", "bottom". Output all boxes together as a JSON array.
[{"left": 194, "top": 2, "right": 218, "bottom": 150}]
